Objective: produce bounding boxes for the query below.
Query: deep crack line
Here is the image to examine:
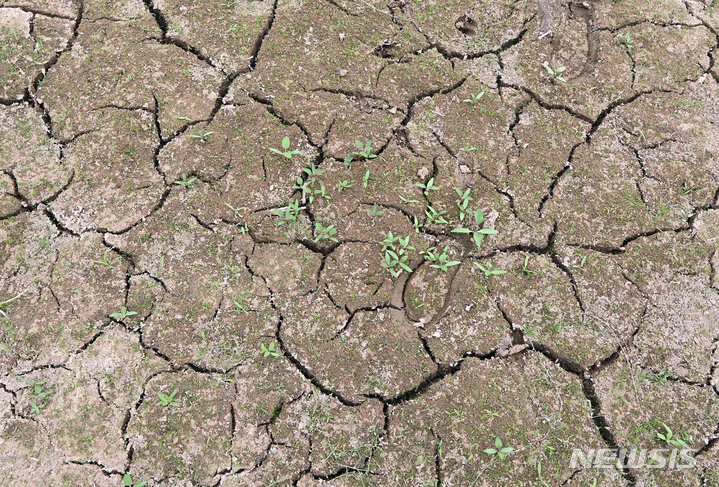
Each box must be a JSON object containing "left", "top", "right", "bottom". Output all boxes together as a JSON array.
[{"left": 141, "top": 0, "right": 223, "bottom": 73}]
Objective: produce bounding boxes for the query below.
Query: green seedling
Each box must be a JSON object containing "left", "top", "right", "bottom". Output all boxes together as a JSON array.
[
  {"left": 454, "top": 187, "right": 473, "bottom": 221},
  {"left": 274, "top": 200, "right": 302, "bottom": 225},
  {"left": 270, "top": 136, "right": 302, "bottom": 159},
  {"left": 463, "top": 91, "right": 485, "bottom": 105},
  {"left": 343, "top": 154, "right": 353, "bottom": 168},
  {"left": 422, "top": 246, "right": 461, "bottom": 272},
  {"left": 301, "top": 162, "right": 325, "bottom": 179},
  {"left": 475, "top": 261, "right": 507, "bottom": 277},
  {"left": 225, "top": 203, "right": 248, "bottom": 214},
  {"left": 484, "top": 436, "right": 514, "bottom": 460},
  {"left": 380, "top": 232, "right": 415, "bottom": 277},
  {"left": 314, "top": 222, "right": 338, "bottom": 243},
  {"left": 537, "top": 462, "right": 551, "bottom": 487},
  {"left": 407, "top": 215, "right": 423, "bottom": 233},
  {"left": 188, "top": 131, "right": 214, "bottom": 140},
  {"left": 354, "top": 140, "right": 377, "bottom": 159},
  {"left": 157, "top": 390, "right": 179, "bottom": 407},
  {"left": 657, "top": 424, "right": 690, "bottom": 448},
  {"left": 123, "top": 473, "right": 147, "bottom": 487},
  {"left": 679, "top": 181, "right": 699, "bottom": 195},
  {"left": 399, "top": 194, "right": 421, "bottom": 205},
  {"left": 311, "top": 183, "right": 331, "bottom": 202},
  {"left": 233, "top": 298, "right": 249, "bottom": 314},
  {"left": 470, "top": 208, "right": 497, "bottom": 246},
  {"left": 426, "top": 205, "right": 449, "bottom": 225},
  {"left": 617, "top": 32, "right": 633, "bottom": 45},
  {"left": 294, "top": 163, "right": 327, "bottom": 203},
  {"left": 381, "top": 232, "right": 414, "bottom": 254},
  {"left": 572, "top": 255, "right": 587, "bottom": 269},
  {"left": 381, "top": 250, "right": 412, "bottom": 277},
  {"left": 416, "top": 177, "right": 439, "bottom": 196},
  {"left": 260, "top": 342, "right": 280, "bottom": 358},
  {"left": 542, "top": 62, "right": 567, "bottom": 82},
  {"left": 27, "top": 381, "right": 52, "bottom": 400},
  {"left": 176, "top": 116, "right": 192, "bottom": 121},
  {"left": 29, "top": 402, "right": 45, "bottom": 414},
  {"left": 174, "top": 173, "right": 196, "bottom": 187},
  {"left": 459, "top": 144, "right": 477, "bottom": 152},
  {"left": 366, "top": 203, "right": 384, "bottom": 217},
  {"left": 338, "top": 180, "right": 353, "bottom": 192},
  {"left": 520, "top": 255, "right": 536, "bottom": 278},
  {"left": 93, "top": 247, "right": 115, "bottom": 269},
  {"left": 362, "top": 170, "right": 371, "bottom": 188},
  {"left": 451, "top": 208, "right": 498, "bottom": 246},
  {"left": 109, "top": 306, "right": 138, "bottom": 320}
]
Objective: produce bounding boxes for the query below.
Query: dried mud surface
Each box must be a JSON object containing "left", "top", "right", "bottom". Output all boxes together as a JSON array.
[{"left": 1, "top": 0, "right": 719, "bottom": 486}]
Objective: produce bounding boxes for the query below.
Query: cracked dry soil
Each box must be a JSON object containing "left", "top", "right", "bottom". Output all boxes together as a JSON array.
[{"left": 1, "top": 0, "right": 719, "bottom": 485}]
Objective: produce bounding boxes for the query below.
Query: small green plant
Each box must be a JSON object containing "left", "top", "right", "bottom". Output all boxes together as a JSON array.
[
  {"left": 343, "top": 154, "right": 353, "bottom": 168},
  {"left": 188, "top": 131, "right": 214, "bottom": 140},
  {"left": 459, "top": 144, "right": 477, "bottom": 152},
  {"left": 536, "top": 462, "right": 551, "bottom": 487},
  {"left": 366, "top": 203, "right": 385, "bottom": 218},
  {"left": 233, "top": 298, "right": 249, "bottom": 314},
  {"left": 542, "top": 62, "right": 567, "bottom": 82},
  {"left": 572, "top": 255, "right": 587, "bottom": 270},
  {"left": 293, "top": 163, "right": 327, "bottom": 203},
  {"left": 314, "top": 222, "right": 338, "bottom": 243},
  {"left": 425, "top": 205, "right": 449, "bottom": 225},
  {"left": 123, "top": 473, "right": 147, "bottom": 487},
  {"left": 225, "top": 203, "right": 248, "bottom": 214},
  {"left": 270, "top": 136, "right": 302, "bottom": 159},
  {"left": 157, "top": 390, "right": 179, "bottom": 407},
  {"left": 399, "top": 194, "right": 421, "bottom": 205},
  {"left": 475, "top": 261, "right": 507, "bottom": 277},
  {"left": 362, "top": 170, "right": 371, "bottom": 188},
  {"left": 274, "top": 200, "right": 302, "bottom": 225},
  {"left": 26, "top": 380, "right": 52, "bottom": 414},
  {"left": 338, "top": 179, "right": 353, "bottom": 192},
  {"left": 416, "top": 177, "right": 439, "bottom": 196},
  {"left": 483, "top": 436, "right": 514, "bottom": 460},
  {"left": 422, "top": 246, "right": 461, "bottom": 272},
  {"left": 354, "top": 140, "right": 377, "bottom": 159},
  {"left": 617, "top": 32, "right": 633, "bottom": 45},
  {"left": 380, "top": 232, "right": 415, "bottom": 277},
  {"left": 27, "top": 381, "right": 52, "bottom": 400},
  {"left": 520, "top": 255, "right": 536, "bottom": 278},
  {"left": 109, "top": 306, "right": 138, "bottom": 320},
  {"left": 679, "top": 181, "right": 699, "bottom": 195},
  {"left": 312, "top": 183, "right": 331, "bottom": 202},
  {"left": 463, "top": 91, "right": 485, "bottom": 106},
  {"left": 451, "top": 208, "right": 498, "bottom": 247},
  {"left": 174, "top": 173, "right": 197, "bottom": 187},
  {"left": 657, "top": 424, "right": 690, "bottom": 448},
  {"left": 407, "top": 215, "right": 423, "bottom": 233},
  {"left": 260, "top": 342, "right": 280, "bottom": 358},
  {"left": 93, "top": 247, "right": 115, "bottom": 268},
  {"left": 454, "top": 187, "right": 472, "bottom": 221},
  {"left": 29, "top": 402, "right": 45, "bottom": 414}
]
